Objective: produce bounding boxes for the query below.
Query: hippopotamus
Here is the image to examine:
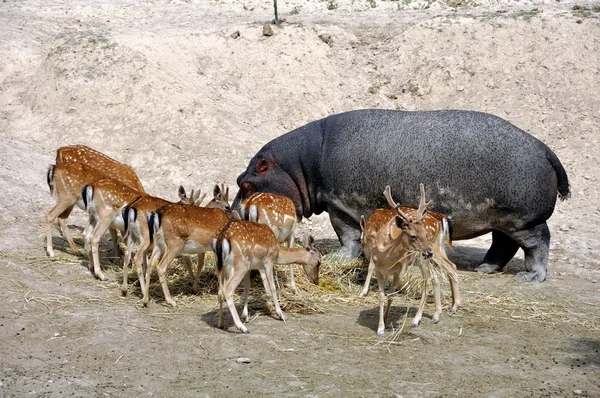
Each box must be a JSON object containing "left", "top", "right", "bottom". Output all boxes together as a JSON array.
[{"left": 232, "top": 109, "right": 570, "bottom": 282}]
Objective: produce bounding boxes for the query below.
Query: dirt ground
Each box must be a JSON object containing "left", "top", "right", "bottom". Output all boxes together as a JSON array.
[{"left": 1, "top": 0, "right": 599, "bottom": 396}]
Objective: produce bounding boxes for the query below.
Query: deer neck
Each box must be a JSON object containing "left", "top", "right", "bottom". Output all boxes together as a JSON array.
[{"left": 276, "top": 247, "right": 309, "bottom": 265}]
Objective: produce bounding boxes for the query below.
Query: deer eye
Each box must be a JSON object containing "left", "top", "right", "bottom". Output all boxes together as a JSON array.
[{"left": 410, "top": 234, "right": 417, "bottom": 240}]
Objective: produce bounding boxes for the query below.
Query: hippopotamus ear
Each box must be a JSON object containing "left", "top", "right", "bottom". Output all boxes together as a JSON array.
[{"left": 255, "top": 158, "right": 270, "bottom": 175}]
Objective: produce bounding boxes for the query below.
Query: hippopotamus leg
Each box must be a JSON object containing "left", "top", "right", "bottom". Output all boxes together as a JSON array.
[
  {"left": 510, "top": 222, "right": 550, "bottom": 283},
  {"left": 327, "top": 205, "right": 362, "bottom": 258},
  {"left": 474, "top": 231, "right": 520, "bottom": 274},
  {"left": 474, "top": 224, "right": 550, "bottom": 282}
]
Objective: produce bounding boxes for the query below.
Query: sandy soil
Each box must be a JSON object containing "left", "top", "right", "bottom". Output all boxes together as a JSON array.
[{"left": 1, "top": 0, "right": 599, "bottom": 396}]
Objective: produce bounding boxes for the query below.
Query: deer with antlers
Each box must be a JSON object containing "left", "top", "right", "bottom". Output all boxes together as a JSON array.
[
  {"left": 359, "top": 207, "right": 458, "bottom": 304},
  {"left": 211, "top": 220, "right": 320, "bottom": 333},
  {"left": 121, "top": 184, "right": 231, "bottom": 297},
  {"left": 368, "top": 184, "right": 459, "bottom": 338},
  {"left": 238, "top": 192, "right": 304, "bottom": 294},
  {"left": 144, "top": 202, "right": 231, "bottom": 307},
  {"left": 46, "top": 145, "right": 144, "bottom": 257}
]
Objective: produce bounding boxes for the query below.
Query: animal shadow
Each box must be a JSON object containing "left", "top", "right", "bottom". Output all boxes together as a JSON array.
[
  {"left": 448, "top": 244, "right": 525, "bottom": 275},
  {"left": 357, "top": 304, "right": 420, "bottom": 334},
  {"left": 564, "top": 338, "right": 600, "bottom": 369}
]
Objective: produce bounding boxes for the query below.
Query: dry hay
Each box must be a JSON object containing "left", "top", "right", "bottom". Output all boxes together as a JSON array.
[{"left": 6, "top": 227, "right": 594, "bottom": 334}]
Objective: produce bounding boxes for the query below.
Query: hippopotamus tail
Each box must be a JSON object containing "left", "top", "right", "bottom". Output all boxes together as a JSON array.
[{"left": 546, "top": 148, "right": 571, "bottom": 201}]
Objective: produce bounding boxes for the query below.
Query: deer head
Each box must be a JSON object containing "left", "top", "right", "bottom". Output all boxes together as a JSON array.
[{"left": 383, "top": 184, "right": 433, "bottom": 259}]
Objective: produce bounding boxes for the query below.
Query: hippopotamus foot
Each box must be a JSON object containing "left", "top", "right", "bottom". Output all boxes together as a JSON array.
[
  {"left": 471, "top": 230, "right": 520, "bottom": 273},
  {"left": 328, "top": 206, "right": 363, "bottom": 258},
  {"left": 472, "top": 263, "right": 502, "bottom": 274},
  {"left": 510, "top": 222, "right": 550, "bottom": 283}
]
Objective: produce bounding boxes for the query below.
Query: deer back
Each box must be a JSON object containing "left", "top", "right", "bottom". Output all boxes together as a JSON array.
[
  {"left": 123, "top": 195, "right": 171, "bottom": 238},
  {"left": 241, "top": 192, "right": 297, "bottom": 239},
  {"left": 364, "top": 207, "right": 450, "bottom": 248},
  {"left": 82, "top": 177, "right": 141, "bottom": 216},
  {"left": 153, "top": 204, "right": 230, "bottom": 247},
  {"left": 47, "top": 162, "right": 106, "bottom": 202},
  {"left": 212, "top": 220, "right": 279, "bottom": 273},
  {"left": 56, "top": 145, "right": 145, "bottom": 193}
]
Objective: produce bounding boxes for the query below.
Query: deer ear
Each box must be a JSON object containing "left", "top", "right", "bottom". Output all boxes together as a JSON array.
[
  {"left": 394, "top": 215, "right": 408, "bottom": 229},
  {"left": 255, "top": 158, "right": 269, "bottom": 175},
  {"left": 213, "top": 184, "right": 221, "bottom": 198},
  {"left": 178, "top": 186, "right": 187, "bottom": 201}
]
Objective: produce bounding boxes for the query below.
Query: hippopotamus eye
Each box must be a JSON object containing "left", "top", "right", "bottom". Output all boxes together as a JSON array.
[{"left": 256, "top": 158, "right": 269, "bottom": 175}]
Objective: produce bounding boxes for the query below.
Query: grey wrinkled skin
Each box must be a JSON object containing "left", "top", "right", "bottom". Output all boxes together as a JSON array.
[{"left": 233, "top": 109, "right": 570, "bottom": 282}]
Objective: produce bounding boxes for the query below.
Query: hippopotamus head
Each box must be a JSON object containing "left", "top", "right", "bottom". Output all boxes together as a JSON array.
[
  {"left": 233, "top": 152, "right": 306, "bottom": 219},
  {"left": 232, "top": 122, "right": 324, "bottom": 220}
]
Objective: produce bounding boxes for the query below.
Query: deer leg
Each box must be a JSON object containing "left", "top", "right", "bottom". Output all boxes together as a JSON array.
[
  {"left": 223, "top": 266, "right": 250, "bottom": 333},
  {"left": 384, "top": 271, "right": 402, "bottom": 324},
  {"left": 264, "top": 259, "right": 287, "bottom": 323},
  {"left": 430, "top": 272, "right": 442, "bottom": 324},
  {"left": 359, "top": 253, "right": 375, "bottom": 297},
  {"left": 375, "top": 268, "right": 387, "bottom": 338},
  {"left": 412, "top": 267, "right": 429, "bottom": 328},
  {"left": 57, "top": 205, "right": 77, "bottom": 252},
  {"left": 258, "top": 269, "right": 272, "bottom": 295},
  {"left": 46, "top": 201, "right": 76, "bottom": 257},
  {"left": 88, "top": 217, "right": 114, "bottom": 282},
  {"left": 121, "top": 233, "right": 135, "bottom": 296},
  {"left": 109, "top": 227, "right": 121, "bottom": 259},
  {"left": 131, "top": 237, "right": 150, "bottom": 297},
  {"left": 434, "top": 242, "right": 461, "bottom": 312},
  {"left": 156, "top": 242, "right": 184, "bottom": 308},
  {"left": 193, "top": 252, "right": 206, "bottom": 294},
  {"left": 284, "top": 233, "right": 300, "bottom": 295},
  {"left": 143, "top": 246, "right": 162, "bottom": 307},
  {"left": 241, "top": 272, "right": 251, "bottom": 323},
  {"left": 182, "top": 255, "right": 194, "bottom": 289}
]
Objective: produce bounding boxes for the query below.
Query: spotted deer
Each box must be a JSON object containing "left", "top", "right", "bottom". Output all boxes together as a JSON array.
[
  {"left": 359, "top": 207, "right": 458, "bottom": 304},
  {"left": 81, "top": 177, "right": 144, "bottom": 281},
  {"left": 144, "top": 203, "right": 231, "bottom": 307},
  {"left": 46, "top": 162, "right": 116, "bottom": 257},
  {"left": 121, "top": 184, "right": 231, "bottom": 297},
  {"left": 369, "top": 184, "right": 459, "bottom": 338},
  {"left": 46, "top": 146, "right": 144, "bottom": 257},
  {"left": 238, "top": 192, "right": 302, "bottom": 294},
  {"left": 56, "top": 145, "right": 145, "bottom": 193},
  {"left": 211, "top": 220, "right": 320, "bottom": 333}
]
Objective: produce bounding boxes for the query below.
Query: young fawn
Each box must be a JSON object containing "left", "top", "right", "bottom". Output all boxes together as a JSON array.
[
  {"left": 121, "top": 184, "right": 231, "bottom": 297},
  {"left": 238, "top": 192, "right": 304, "bottom": 293},
  {"left": 211, "top": 220, "right": 320, "bottom": 333},
  {"left": 46, "top": 145, "right": 144, "bottom": 257},
  {"left": 145, "top": 202, "right": 231, "bottom": 307}
]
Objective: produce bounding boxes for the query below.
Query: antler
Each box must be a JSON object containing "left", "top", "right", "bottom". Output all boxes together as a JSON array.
[
  {"left": 220, "top": 183, "right": 230, "bottom": 202},
  {"left": 417, "top": 183, "right": 432, "bottom": 220},
  {"left": 383, "top": 186, "right": 412, "bottom": 222},
  {"left": 193, "top": 189, "right": 207, "bottom": 206}
]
